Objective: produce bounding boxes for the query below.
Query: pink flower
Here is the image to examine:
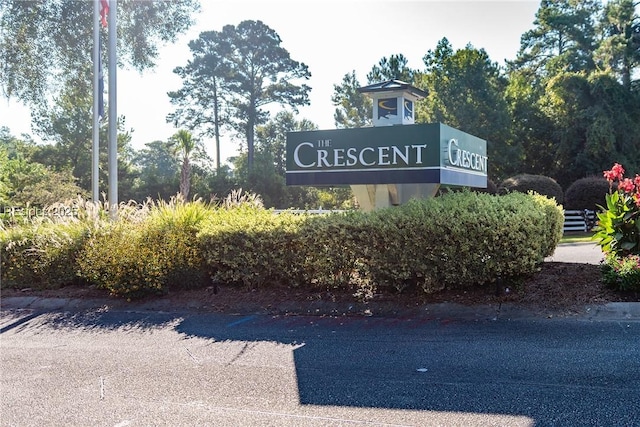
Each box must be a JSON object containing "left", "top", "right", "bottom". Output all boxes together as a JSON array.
[
  {"left": 619, "top": 178, "right": 635, "bottom": 194},
  {"left": 634, "top": 174, "right": 640, "bottom": 188},
  {"left": 612, "top": 163, "right": 625, "bottom": 179},
  {"left": 604, "top": 163, "right": 625, "bottom": 182}
]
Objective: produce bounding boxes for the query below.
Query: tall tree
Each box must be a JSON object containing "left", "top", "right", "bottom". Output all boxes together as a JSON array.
[
  {"left": 26, "top": 80, "right": 138, "bottom": 200},
  {"left": 418, "top": 38, "right": 513, "bottom": 180},
  {"left": 538, "top": 71, "right": 640, "bottom": 187},
  {"left": 504, "top": 69, "right": 556, "bottom": 177},
  {"left": 256, "top": 110, "right": 317, "bottom": 176},
  {"left": 169, "top": 20, "right": 311, "bottom": 172},
  {"left": 231, "top": 112, "right": 353, "bottom": 209},
  {"left": 331, "top": 71, "right": 372, "bottom": 129},
  {"left": 0, "top": 0, "right": 200, "bottom": 108},
  {"left": 131, "top": 140, "right": 180, "bottom": 201},
  {"left": 232, "top": 111, "right": 318, "bottom": 208},
  {"left": 30, "top": 74, "right": 93, "bottom": 189},
  {"left": 222, "top": 20, "right": 311, "bottom": 171},
  {"left": 131, "top": 137, "right": 215, "bottom": 202},
  {"left": 168, "top": 30, "right": 231, "bottom": 174},
  {"left": 594, "top": 0, "right": 640, "bottom": 90},
  {"left": 510, "top": 0, "right": 600, "bottom": 79},
  {"left": 331, "top": 55, "right": 416, "bottom": 130},
  {"left": 366, "top": 53, "right": 416, "bottom": 84}
]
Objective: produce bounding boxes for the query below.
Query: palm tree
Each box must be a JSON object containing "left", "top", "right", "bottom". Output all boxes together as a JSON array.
[{"left": 169, "top": 129, "right": 196, "bottom": 199}]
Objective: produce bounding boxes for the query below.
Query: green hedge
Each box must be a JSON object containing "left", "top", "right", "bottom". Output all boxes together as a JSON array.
[
  {"left": 3, "top": 192, "right": 564, "bottom": 299},
  {"left": 198, "top": 206, "right": 308, "bottom": 288},
  {"left": 1, "top": 221, "right": 89, "bottom": 289},
  {"left": 77, "top": 199, "right": 210, "bottom": 298},
  {"left": 362, "top": 191, "right": 562, "bottom": 293},
  {"left": 198, "top": 191, "right": 563, "bottom": 295}
]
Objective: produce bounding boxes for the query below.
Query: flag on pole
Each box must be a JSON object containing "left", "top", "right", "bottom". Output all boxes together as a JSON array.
[{"left": 100, "top": 0, "right": 109, "bottom": 27}]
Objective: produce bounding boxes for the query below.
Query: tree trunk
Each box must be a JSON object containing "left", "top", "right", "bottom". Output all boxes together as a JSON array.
[
  {"left": 247, "top": 93, "right": 256, "bottom": 171},
  {"left": 180, "top": 157, "right": 191, "bottom": 200},
  {"left": 212, "top": 79, "right": 221, "bottom": 174}
]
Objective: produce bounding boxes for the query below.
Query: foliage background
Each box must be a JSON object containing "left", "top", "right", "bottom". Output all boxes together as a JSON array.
[{"left": 1, "top": 0, "right": 638, "bottom": 208}]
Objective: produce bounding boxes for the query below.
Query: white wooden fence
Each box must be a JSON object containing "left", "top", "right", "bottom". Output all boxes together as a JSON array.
[{"left": 563, "top": 209, "right": 596, "bottom": 233}]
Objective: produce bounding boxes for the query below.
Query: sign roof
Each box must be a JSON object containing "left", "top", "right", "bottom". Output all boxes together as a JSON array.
[{"left": 358, "top": 80, "right": 428, "bottom": 98}]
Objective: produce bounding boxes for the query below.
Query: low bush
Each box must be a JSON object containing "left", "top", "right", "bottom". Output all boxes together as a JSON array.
[
  {"left": 362, "top": 191, "right": 563, "bottom": 293},
  {"left": 0, "top": 197, "right": 135, "bottom": 291},
  {"left": 78, "top": 223, "right": 164, "bottom": 298},
  {"left": 78, "top": 197, "right": 211, "bottom": 298},
  {"left": 499, "top": 174, "right": 564, "bottom": 205},
  {"left": 296, "top": 211, "right": 372, "bottom": 290},
  {"left": 3, "top": 191, "right": 565, "bottom": 300},
  {"left": 144, "top": 198, "right": 211, "bottom": 290},
  {"left": 564, "top": 176, "right": 611, "bottom": 212},
  {"left": 1, "top": 219, "right": 89, "bottom": 289},
  {"left": 531, "top": 192, "right": 565, "bottom": 258},
  {"left": 601, "top": 253, "right": 640, "bottom": 291},
  {"left": 198, "top": 206, "right": 308, "bottom": 288}
]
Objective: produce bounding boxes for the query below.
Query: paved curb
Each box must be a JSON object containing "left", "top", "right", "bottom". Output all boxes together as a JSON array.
[
  {"left": 1, "top": 296, "right": 123, "bottom": 312},
  {"left": 583, "top": 302, "right": 640, "bottom": 321},
  {"left": 2, "top": 296, "right": 640, "bottom": 322}
]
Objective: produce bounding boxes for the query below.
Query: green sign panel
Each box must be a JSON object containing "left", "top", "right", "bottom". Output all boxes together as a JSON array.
[{"left": 286, "top": 123, "right": 487, "bottom": 187}]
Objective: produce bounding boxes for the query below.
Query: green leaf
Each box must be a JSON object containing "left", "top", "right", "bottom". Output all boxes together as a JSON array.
[{"left": 606, "top": 193, "right": 619, "bottom": 211}]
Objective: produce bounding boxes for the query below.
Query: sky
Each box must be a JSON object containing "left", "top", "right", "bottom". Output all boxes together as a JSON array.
[{"left": 0, "top": 0, "right": 541, "bottom": 164}]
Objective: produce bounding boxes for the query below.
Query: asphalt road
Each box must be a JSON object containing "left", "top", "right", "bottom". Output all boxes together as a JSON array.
[{"left": 2, "top": 305, "right": 639, "bottom": 427}]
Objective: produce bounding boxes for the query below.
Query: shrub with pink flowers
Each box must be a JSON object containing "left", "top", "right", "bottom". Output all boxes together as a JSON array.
[
  {"left": 601, "top": 253, "right": 640, "bottom": 291},
  {"left": 594, "top": 163, "right": 640, "bottom": 290}
]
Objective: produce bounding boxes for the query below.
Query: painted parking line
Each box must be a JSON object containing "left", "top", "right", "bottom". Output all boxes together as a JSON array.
[{"left": 226, "top": 315, "right": 257, "bottom": 328}]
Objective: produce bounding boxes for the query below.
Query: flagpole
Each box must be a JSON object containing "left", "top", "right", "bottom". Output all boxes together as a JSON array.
[
  {"left": 92, "top": 0, "right": 100, "bottom": 203},
  {"left": 107, "top": 0, "right": 118, "bottom": 219}
]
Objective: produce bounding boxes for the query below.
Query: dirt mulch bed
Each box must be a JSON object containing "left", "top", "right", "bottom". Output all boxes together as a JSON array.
[{"left": 2, "top": 262, "right": 638, "bottom": 317}]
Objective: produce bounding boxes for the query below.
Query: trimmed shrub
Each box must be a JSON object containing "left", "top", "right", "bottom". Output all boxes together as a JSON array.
[
  {"left": 1, "top": 220, "right": 89, "bottom": 289},
  {"left": 564, "top": 176, "right": 611, "bottom": 212},
  {"left": 0, "top": 197, "right": 145, "bottom": 292},
  {"left": 362, "top": 191, "right": 563, "bottom": 293},
  {"left": 198, "top": 205, "right": 308, "bottom": 288},
  {"left": 197, "top": 191, "right": 564, "bottom": 296},
  {"left": 143, "top": 199, "right": 210, "bottom": 290},
  {"left": 530, "top": 192, "right": 565, "bottom": 257},
  {"left": 78, "top": 223, "right": 165, "bottom": 298},
  {"left": 78, "top": 198, "right": 211, "bottom": 298},
  {"left": 296, "top": 211, "right": 372, "bottom": 289},
  {"left": 499, "top": 174, "right": 564, "bottom": 204},
  {"left": 601, "top": 253, "right": 640, "bottom": 291},
  {"left": 438, "top": 179, "right": 498, "bottom": 196},
  {"left": 3, "top": 192, "right": 564, "bottom": 300}
]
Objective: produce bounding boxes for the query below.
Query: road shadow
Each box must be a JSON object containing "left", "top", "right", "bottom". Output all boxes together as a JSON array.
[{"left": 3, "top": 306, "right": 639, "bottom": 426}]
